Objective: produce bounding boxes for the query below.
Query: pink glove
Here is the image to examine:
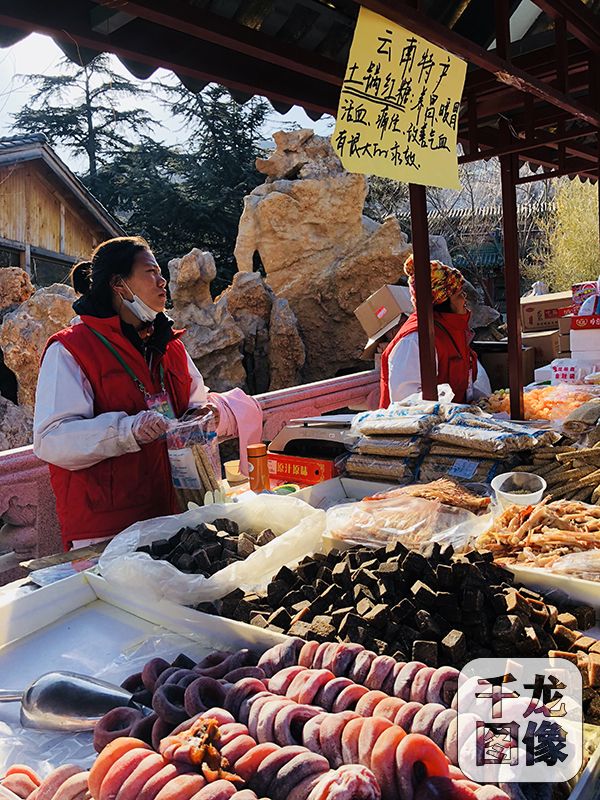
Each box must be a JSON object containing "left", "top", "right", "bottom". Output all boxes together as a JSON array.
[{"left": 131, "top": 410, "right": 171, "bottom": 445}]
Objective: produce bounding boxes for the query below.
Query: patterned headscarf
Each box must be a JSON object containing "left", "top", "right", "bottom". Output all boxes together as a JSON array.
[{"left": 403, "top": 254, "right": 464, "bottom": 308}]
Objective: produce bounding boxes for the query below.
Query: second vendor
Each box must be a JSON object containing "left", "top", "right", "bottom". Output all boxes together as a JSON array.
[{"left": 380, "top": 255, "right": 491, "bottom": 406}]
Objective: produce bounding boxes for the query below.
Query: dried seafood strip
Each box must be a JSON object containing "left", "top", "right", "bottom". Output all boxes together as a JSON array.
[
  {"left": 356, "top": 435, "right": 423, "bottom": 457},
  {"left": 477, "top": 499, "right": 600, "bottom": 571},
  {"left": 345, "top": 453, "right": 415, "bottom": 480}
]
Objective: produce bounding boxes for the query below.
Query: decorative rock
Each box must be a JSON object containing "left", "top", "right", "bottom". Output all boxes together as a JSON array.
[
  {"left": 234, "top": 129, "right": 411, "bottom": 381},
  {"left": 0, "top": 396, "right": 33, "bottom": 450},
  {"left": 0, "top": 268, "right": 34, "bottom": 311},
  {"left": 168, "top": 249, "right": 245, "bottom": 392},
  {"left": 0, "top": 283, "right": 76, "bottom": 409},
  {"left": 268, "top": 298, "right": 305, "bottom": 391}
]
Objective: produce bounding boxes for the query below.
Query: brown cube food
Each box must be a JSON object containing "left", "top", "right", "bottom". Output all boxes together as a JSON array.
[
  {"left": 363, "top": 604, "right": 390, "bottom": 628},
  {"left": 570, "top": 605, "right": 596, "bottom": 630},
  {"left": 587, "top": 692, "right": 600, "bottom": 721},
  {"left": 288, "top": 620, "right": 312, "bottom": 638},
  {"left": 577, "top": 653, "right": 591, "bottom": 688},
  {"left": 256, "top": 528, "right": 276, "bottom": 546},
  {"left": 504, "top": 589, "right": 530, "bottom": 618},
  {"left": 574, "top": 636, "right": 597, "bottom": 653},
  {"left": 589, "top": 642, "right": 600, "bottom": 655},
  {"left": 412, "top": 640, "right": 438, "bottom": 667},
  {"left": 309, "top": 615, "right": 337, "bottom": 641},
  {"left": 411, "top": 580, "right": 438, "bottom": 611},
  {"left": 250, "top": 614, "right": 270, "bottom": 629},
  {"left": 546, "top": 605, "right": 559, "bottom": 628},
  {"left": 356, "top": 597, "right": 374, "bottom": 617},
  {"left": 492, "top": 615, "right": 524, "bottom": 642},
  {"left": 553, "top": 624, "right": 580, "bottom": 650},
  {"left": 525, "top": 598, "right": 549, "bottom": 626},
  {"left": 520, "top": 626, "right": 542, "bottom": 656},
  {"left": 548, "top": 650, "right": 578, "bottom": 665},
  {"left": 440, "top": 629, "right": 467, "bottom": 664},
  {"left": 588, "top": 653, "right": 600, "bottom": 688},
  {"left": 557, "top": 612, "right": 579, "bottom": 630}
]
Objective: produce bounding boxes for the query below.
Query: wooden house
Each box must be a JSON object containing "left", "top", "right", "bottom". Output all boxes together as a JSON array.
[{"left": 0, "top": 134, "right": 123, "bottom": 285}]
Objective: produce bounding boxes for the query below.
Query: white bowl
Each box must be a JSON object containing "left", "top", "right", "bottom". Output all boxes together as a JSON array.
[{"left": 491, "top": 471, "right": 547, "bottom": 509}]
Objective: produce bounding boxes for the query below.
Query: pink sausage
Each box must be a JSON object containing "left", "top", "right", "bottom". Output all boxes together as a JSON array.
[
  {"left": 302, "top": 712, "right": 328, "bottom": 754},
  {"left": 332, "top": 684, "right": 370, "bottom": 713},
  {"left": 248, "top": 694, "right": 281, "bottom": 741},
  {"left": 319, "top": 711, "right": 360, "bottom": 768},
  {"left": 268, "top": 667, "right": 307, "bottom": 696},
  {"left": 394, "top": 701, "right": 424, "bottom": 733},
  {"left": 393, "top": 662, "right": 426, "bottom": 701},
  {"left": 355, "top": 690, "right": 388, "bottom": 717},
  {"left": 273, "top": 704, "right": 321, "bottom": 746},
  {"left": 358, "top": 717, "right": 395, "bottom": 769},
  {"left": 256, "top": 699, "right": 294, "bottom": 744},
  {"left": 220, "top": 734, "right": 256, "bottom": 766},
  {"left": 316, "top": 678, "right": 353, "bottom": 711},
  {"left": 348, "top": 651, "right": 377, "bottom": 685},
  {"left": 364, "top": 656, "right": 396, "bottom": 691},
  {"left": 409, "top": 667, "right": 436, "bottom": 705},
  {"left": 218, "top": 723, "right": 250, "bottom": 746},
  {"left": 426, "top": 666, "right": 459, "bottom": 707},
  {"left": 429, "top": 709, "right": 457, "bottom": 750},
  {"left": 188, "top": 780, "right": 237, "bottom": 800},
  {"left": 410, "top": 703, "right": 445, "bottom": 737},
  {"left": 372, "top": 697, "right": 406, "bottom": 723},
  {"left": 298, "top": 642, "right": 320, "bottom": 669},
  {"left": 234, "top": 744, "right": 279, "bottom": 783},
  {"left": 296, "top": 671, "right": 335, "bottom": 706},
  {"left": 341, "top": 717, "right": 366, "bottom": 766}
]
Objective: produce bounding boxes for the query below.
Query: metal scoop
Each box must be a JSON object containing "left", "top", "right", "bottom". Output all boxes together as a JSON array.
[{"left": 0, "top": 671, "right": 149, "bottom": 731}]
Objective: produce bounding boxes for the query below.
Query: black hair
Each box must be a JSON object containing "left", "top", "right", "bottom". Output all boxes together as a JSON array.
[
  {"left": 70, "top": 236, "right": 150, "bottom": 308},
  {"left": 433, "top": 299, "right": 453, "bottom": 313}
]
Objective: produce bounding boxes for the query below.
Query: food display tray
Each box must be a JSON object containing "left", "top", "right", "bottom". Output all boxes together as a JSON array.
[{"left": 0, "top": 570, "right": 598, "bottom": 797}]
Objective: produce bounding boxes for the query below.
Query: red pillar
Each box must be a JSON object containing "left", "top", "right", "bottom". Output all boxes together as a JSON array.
[{"left": 409, "top": 183, "right": 437, "bottom": 400}]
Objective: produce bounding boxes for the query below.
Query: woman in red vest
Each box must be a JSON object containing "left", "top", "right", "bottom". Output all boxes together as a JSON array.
[
  {"left": 33, "top": 236, "right": 260, "bottom": 550},
  {"left": 379, "top": 255, "right": 491, "bottom": 407}
]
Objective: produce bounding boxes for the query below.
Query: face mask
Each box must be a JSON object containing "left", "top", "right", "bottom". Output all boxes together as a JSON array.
[{"left": 120, "top": 280, "right": 158, "bottom": 323}]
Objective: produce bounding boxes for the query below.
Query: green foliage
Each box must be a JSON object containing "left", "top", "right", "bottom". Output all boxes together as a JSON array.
[
  {"left": 92, "top": 85, "right": 269, "bottom": 290},
  {"left": 13, "top": 55, "right": 156, "bottom": 186},
  {"left": 527, "top": 179, "right": 600, "bottom": 291}
]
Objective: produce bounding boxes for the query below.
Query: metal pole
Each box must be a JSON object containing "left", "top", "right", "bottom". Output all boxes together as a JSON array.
[
  {"left": 409, "top": 183, "right": 437, "bottom": 400},
  {"left": 500, "top": 149, "right": 525, "bottom": 419}
]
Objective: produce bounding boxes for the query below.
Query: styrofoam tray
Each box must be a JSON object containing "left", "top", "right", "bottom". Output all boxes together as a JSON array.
[
  {"left": 510, "top": 565, "right": 600, "bottom": 615},
  {"left": 296, "top": 477, "right": 394, "bottom": 510},
  {"left": 0, "top": 572, "right": 285, "bottom": 772}
]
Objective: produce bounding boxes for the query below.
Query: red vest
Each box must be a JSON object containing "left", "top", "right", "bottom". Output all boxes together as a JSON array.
[
  {"left": 379, "top": 311, "right": 478, "bottom": 407},
  {"left": 44, "top": 315, "right": 192, "bottom": 550}
]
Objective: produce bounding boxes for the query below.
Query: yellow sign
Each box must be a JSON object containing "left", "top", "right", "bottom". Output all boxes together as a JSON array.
[{"left": 333, "top": 7, "right": 467, "bottom": 190}]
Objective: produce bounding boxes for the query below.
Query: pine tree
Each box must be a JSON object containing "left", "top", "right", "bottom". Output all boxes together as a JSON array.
[{"left": 13, "top": 55, "right": 157, "bottom": 189}]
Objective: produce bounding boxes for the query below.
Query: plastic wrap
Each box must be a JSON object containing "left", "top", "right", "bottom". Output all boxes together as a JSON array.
[
  {"left": 325, "top": 492, "right": 486, "bottom": 551},
  {"left": 163, "top": 411, "right": 222, "bottom": 508},
  {"left": 429, "top": 423, "right": 537, "bottom": 453},
  {"left": 352, "top": 409, "right": 439, "bottom": 436},
  {"left": 418, "top": 454, "right": 503, "bottom": 484},
  {"left": 99, "top": 494, "right": 325, "bottom": 605},
  {"left": 548, "top": 550, "right": 600, "bottom": 582},
  {"left": 356, "top": 435, "right": 423, "bottom": 458},
  {"left": 344, "top": 453, "right": 416, "bottom": 481}
]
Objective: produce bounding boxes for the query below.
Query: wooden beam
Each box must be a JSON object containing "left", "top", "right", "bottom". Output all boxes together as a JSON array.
[
  {"left": 530, "top": 0, "right": 600, "bottom": 55},
  {"left": 92, "top": 0, "right": 345, "bottom": 87},
  {"left": 458, "top": 124, "right": 597, "bottom": 163},
  {"left": 409, "top": 184, "right": 437, "bottom": 402},
  {"left": 0, "top": 3, "right": 340, "bottom": 117},
  {"left": 59, "top": 202, "right": 65, "bottom": 254},
  {"left": 353, "top": 0, "right": 600, "bottom": 127},
  {"left": 515, "top": 161, "right": 598, "bottom": 183}
]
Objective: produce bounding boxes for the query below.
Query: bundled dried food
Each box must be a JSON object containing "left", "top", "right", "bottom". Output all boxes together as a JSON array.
[
  {"left": 356, "top": 436, "right": 423, "bottom": 458},
  {"left": 369, "top": 478, "right": 491, "bottom": 515},
  {"left": 429, "top": 423, "right": 536, "bottom": 454},
  {"left": 345, "top": 454, "right": 416, "bottom": 481},
  {"left": 477, "top": 498, "right": 600, "bottom": 570},
  {"left": 352, "top": 405, "right": 440, "bottom": 436},
  {"left": 418, "top": 454, "right": 502, "bottom": 484}
]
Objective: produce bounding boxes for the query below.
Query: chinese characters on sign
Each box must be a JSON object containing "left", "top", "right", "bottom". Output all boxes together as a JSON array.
[
  {"left": 458, "top": 658, "right": 583, "bottom": 783},
  {"left": 333, "top": 8, "right": 467, "bottom": 190}
]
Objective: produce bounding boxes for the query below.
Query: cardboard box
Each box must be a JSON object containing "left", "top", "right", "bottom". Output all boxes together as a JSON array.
[
  {"left": 267, "top": 453, "right": 338, "bottom": 487},
  {"left": 473, "top": 342, "right": 535, "bottom": 391},
  {"left": 559, "top": 332, "right": 570, "bottom": 352},
  {"left": 559, "top": 315, "right": 574, "bottom": 335},
  {"left": 354, "top": 284, "right": 413, "bottom": 338},
  {"left": 571, "top": 326, "right": 600, "bottom": 353},
  {"left": 520, "top": 291, "right": 572, "bottom": 332},
  {"left": 572, "top": 282, "right": 597, "bottom": 312},
  {"left": 521, "top": 330, "right": 560, "bottom": 367}
]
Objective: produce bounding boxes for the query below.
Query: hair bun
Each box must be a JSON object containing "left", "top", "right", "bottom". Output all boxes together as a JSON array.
[{"left": 70, "top": 260, "right": 93, "bottom": 295}]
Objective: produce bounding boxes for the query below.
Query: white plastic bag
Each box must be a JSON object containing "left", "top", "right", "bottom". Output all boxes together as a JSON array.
[
  {"left": 325, "top": 492, "right": 486, "bottom": 552},
  {"left": 99, "top": 494, "right": 325, "bottom": 605}
]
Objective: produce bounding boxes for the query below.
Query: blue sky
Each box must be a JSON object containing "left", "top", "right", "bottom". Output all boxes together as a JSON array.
[{"left": 0, "top": 32, "right": 335, "bottom": 171}]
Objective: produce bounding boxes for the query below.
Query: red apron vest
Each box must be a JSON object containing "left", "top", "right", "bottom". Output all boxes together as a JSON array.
[
  {"left": 379, "top": 311, "right": 478, "bottom": 407},
  {"left": 44, "top": 315, "right": 192, "bottom": 549}
]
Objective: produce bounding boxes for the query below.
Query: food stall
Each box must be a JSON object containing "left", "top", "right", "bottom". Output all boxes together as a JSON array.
[{"left": 1, "top": 1, "right": 600, "bottom": 798}]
